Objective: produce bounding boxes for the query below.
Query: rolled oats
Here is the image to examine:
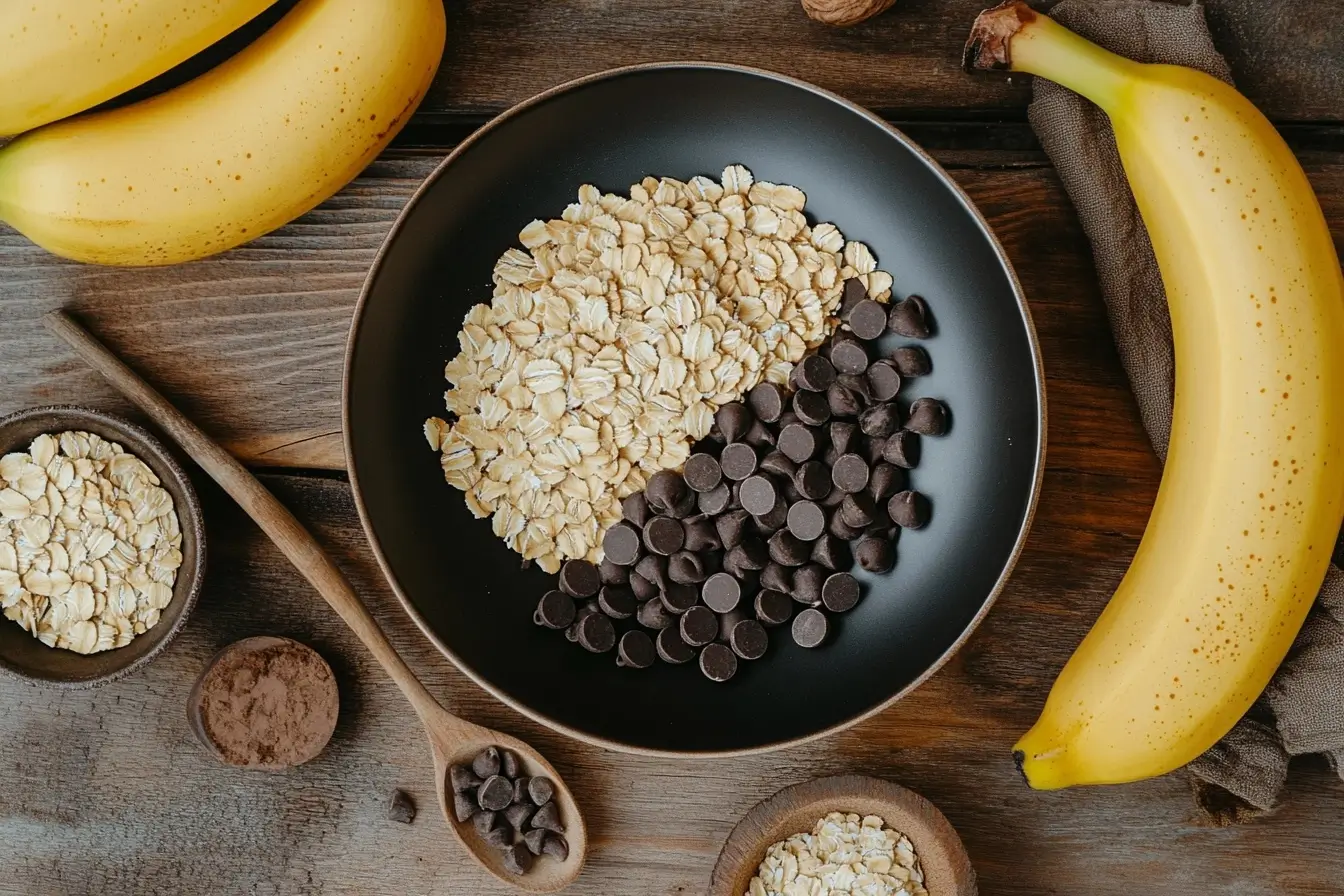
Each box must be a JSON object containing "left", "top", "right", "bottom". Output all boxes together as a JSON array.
[
  {"left": 0, "top": 432, "right": 182, "bottom": 654},
  {"left": 747, "top": 812, "right": 927, "bottom": 896},
  {"left": 428, "top": 166, "right": 892, "bottom": 572}
]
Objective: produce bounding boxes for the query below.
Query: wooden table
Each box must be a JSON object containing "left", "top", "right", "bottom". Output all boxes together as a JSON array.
[{"left": 3, "top": 2, "right": 1342, "bottom": 893}]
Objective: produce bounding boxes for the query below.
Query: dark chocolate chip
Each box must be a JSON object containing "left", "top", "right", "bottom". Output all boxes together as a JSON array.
[
  {"left": 679, "top": 605, "right": 719, "bottom": 647},
  {"left": 558, "top": 560, "right": 601, "bottom": 598},
  {"left": 716, "top": 608, "right": 746, "bottom": 642},
  {"left": 888, "top": 294, "right": 932, "bottom": 338},
  {"left": 542, "top": 834, "right": 569, "bottom": 861},
  {"left": 744, "top": 419, "right": 776, "bottom": 448},
  {"left": 656, "top": 625, "right": 695, "bottom": 663},
  {"left": 715, "top": 401, "right": 754, "bottom": 443},
  {"left": 891, "top": 345, "right": 932, "bottom": 377},
  {"left": 859, "top": 403, "right": 900, "bottom": 439},
  {"left": 827, "top": 383, "right": 863, "bottom": 419},
  {"left": 534, "top": 590, "right": 576, "bottom": 630},
  {"left": 811, "top": 534, "right": 852, "bottom": 570},
  {"left": 636, "top": 597, "right": 674, "bottom": 630},
  {"left": 715, "top": 509, "right": 752, "bottom": 549},
  {"left": 474, "top": 810, "right": 499, "bottom": 838},
  {"left": 792, "top": 563, "right": 827, "bottom": 607},
  {"left": 829, "top": 421, "right": 860, "bottom": 455},
  {"left": 564, "top": 601, "right": 598, "bottom": 642},
  {"left": 645, "top": 470, "right": 685, "bottom": 514},
  {"left": 837, "top": 372, "right": 873, "bottom": 402},
  {"left": 730, "top": 618, "right": 769, "bottom": 660},
  {"left": 831, "top": 453, "right": 870, "bottom": 493},
  {"left": 643, "top": 516, "right": 685, "bottom": 556},
  {"left": 524, "top": 828, "right": 548, "bottom": 855},
  {"left": 661, "top": 582, "right": 699, "bottom": 615},
  {"left": 501, "top": 749, "right": 521, "bottom": 779},
  {"left": 822, "top": 484, "right": 847, "bottom": 508},
  {"left": 697, "top": 481, "right": 732, "bottom": 516},
  {"left": 599, "top": 558, "right": 630, "bottom": 586},
  {"left": 883, "top": 430, "right": 921, "bottom": 469},
  {"left": 869, "top": 463, "right": 906, "bottom": 501},
  {"left": 682, "top": 517, "right": 722, "bottom": 552},
  {"left": 532, "top": 801, "right": 565, "bottom": 834},
  {"left": 855, "top": 536, "right": 895, "bottom": 573},
  {"left": 755, "top": 589, "right": 794, "bottom": 626},
  {"left": 768, "top": 530, "right": 810, "bottom": 567},
  {"left": 503, "top": 843, "right": 533, "bottom": 875},
  {"left": 793, "top": 389, "right": 831, "bottom": 426},
  {"left": 528, "top": 777, "right": 555, "bottom": 807},
  {"left": 795, "top": 355, "right": 837, "bottom": 392},
  {"left": 386, "top": 788, "right": 417, "bottom": 824},
  {"left": 786, "top": 501, "right": 827, "bottom": 541},
  {"left": 684, "top": 453, "right": 723, "bottom": 493},
  {"left": 760, "top": 562, "right": 793, "bottom": 593},
  {"left": 739, "top": 474, "right": 779, "bottom": 517},
  {"left": 731, "top": 537, "right": 770, "bottom": 571},
  {"left": 699, "top": 642, "right": 738, "bottom": 682},
  {"left": 888, "top": 490, "right": 931, "bottom": 529},
  {"left": 792, "top": 608, "right": 828, "bottom": 648},
  {"left": 454, "top": 792, "right": 478, "bottom": 823},
  {"left": 778, "top": 423, "right": 819, "bottom": 463},
  {"left": 472, "top": 746, "right": 502, "bottom": 779},
  {"left": 748, "top": 381, "right": 788, "bottom": 423},
  {"left": 905, "top": 397, "right": 949, "bottom": 436},
  {"left": 759, "top": 450, "right": 798, "bottom": 480},
  {"left": 512, "top": 777, "right": 530, "bottom": 804},
  {"left": 862, "top": 436, "right": 887, "bottom": 466},
  {"left": 451, "top": 765, "right": 483, "bottom": 793},
  {"left": 702, "top": 572, "right": 742, "bottom": 613},
  {"left": 477, "top": 775, "right": 514, "bottom": 812},
  {"left": 504, "top": 802, "right": 535, "bottom": 831},
  {"left": 622, "top": 492, "right": 652, "bottom": 529},
  {"left": 483, "top": 823, "right": 512, "bottom": 850},
  {"left": 597, "top": 585, "right": 637, "bottom": 619},
  {"left": 668, "top": 550, "right": 709, "bottom": 585},
  {"left": 841, "top": 277, "right": 869, "bottom": 316},
  {"left": 576, "top": 613, "right": 616, "bottom": 653},
  {"left": 629, "top": 571, "right": 659, "bottom": 601},
  {"left": 601, "top": 522, "right": 642, "bottom": 567},
  {"left": 831, "top": 340, "right": 869, "bottom": 375},
  {"left": 793, "top": 461, "right": 830, "bottom": 501},
  {"left": 840, "top": 492, "right": 877, "bottom": 528},
  {"left": 822, "top": 572, "right": 861, "bottom": 612},
  {"left": 847, "top": 298, "right": 889, "bottom": 341},
  {"left": 616, "top": 630, "right": 657, "bottom": 669},
  {"left": 719, "top": 442, "right": 759, "bottom": 481},
  {"left": 866, "top": 360, "right": 902, "bottom": 402},
  {"left": 822, "top": 443, "right": 841, "bottom": 468},
  {"left": 668, "top": 487, "right": 698, "bottom": 519}
]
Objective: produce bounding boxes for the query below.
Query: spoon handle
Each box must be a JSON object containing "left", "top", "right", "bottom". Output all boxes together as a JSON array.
[{"left": 44, "top": 310, "right": 451, "bottom": 727}]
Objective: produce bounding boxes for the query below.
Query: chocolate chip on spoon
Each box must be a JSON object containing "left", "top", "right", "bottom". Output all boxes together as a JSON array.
[
  {"left": 512, "top": 776, "right": 530, "bottom": 804},
  {"left": 699, "top": 642, "right": 739, "bottom": 682},
  {"left": 888, "top": 490, "right": 931, "bottom": 529},
  {"left": 482, "top": 822, "right": 512, "bottom": 849},
  {"left": 451, "top": 765, "right": 483, "bottom": 793},
  {"left": 472, "top": 746, "right": 502, "bottom": 779},
  {"left": 558, "top": 559, "right": 601, "bottom": 598},
  {"left": 748, "top": 382, "right": 788, "bottom": 422},
  {"left": 532, "top": 801, "right": 565, "bottom": 834},
  {"left": 503, "top": 843, "right": 534, "bottom": 875},
  {"left": 454, "top": 792, "right": 479, "bottom": 823},
  {"left": 755, "top": 589, "right": 794, "bottom": 626},
  {"left": 891, "top": 345, "right": 932, "bottom": 377},
  {"left": 474, "top": 810, "right": 499, "bottom": 838},
  {"left": 656, "top": 625, "right": 695, "bottom": 664},
  {"left": 477, "top": 775, "right": 514, "bottom": 812},
  {"left": 616, "top": 630, "right": 657, "bottom": 669},
  {"left": 905, "top": 397, "right": 949, "bottom": 436},
  {"left": 523, "top": 828, "right": 548, "bottom": 856},
  {"left": 504, "top": 802, "right": 535, "bottom": 831},
  {"left": 534, "top": 590, "right": 576, "bottom": 630},
  {"left": 847, "top": 298, "right": 889, "bottom": 341},
  {"left": 528, "top": 776, "right": 554, "bottom": 807},
  {"left": 792, "top": 608, "right": 828, "bottom": 648},
  {"left": 542, "top": 834, "right": 570, "bottom": 861}
]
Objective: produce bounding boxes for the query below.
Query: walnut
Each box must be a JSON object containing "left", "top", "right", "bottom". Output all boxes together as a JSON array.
[{"left": 801, "top": 0, "right": 896, "bottom": 27}]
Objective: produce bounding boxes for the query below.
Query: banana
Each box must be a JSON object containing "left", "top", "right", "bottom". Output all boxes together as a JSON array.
[
  {"left": 0, "top": 0, "right": 445, "bottom": 266},
  {"left": 966, "top": 3, "right": 1344, "bottom": 787},
  {"left": 0, "top": 0, "right": 279, "bottom": 135}
]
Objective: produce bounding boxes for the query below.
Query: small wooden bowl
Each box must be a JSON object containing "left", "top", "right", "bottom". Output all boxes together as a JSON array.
[
  {"left": 710, "top": 776, "right": 976, "bottom": 896},
  {"left": 0, "top": 406, "right": 206, "bottom": 687}
]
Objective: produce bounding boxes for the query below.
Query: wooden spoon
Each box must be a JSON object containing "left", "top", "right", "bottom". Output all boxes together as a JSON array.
[{"left": 44, "top": 310, "right": 587, "bottom": 893}]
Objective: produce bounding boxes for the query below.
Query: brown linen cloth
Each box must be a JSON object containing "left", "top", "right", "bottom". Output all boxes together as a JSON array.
[{"left": 1027, "top": 0, "right": 1344, "bottom": 822}]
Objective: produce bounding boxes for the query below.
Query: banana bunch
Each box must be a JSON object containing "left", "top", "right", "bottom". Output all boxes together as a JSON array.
[
  {"left": 966, "top": 3, "right": 1344, "bottom": 788},
  {"left": 0, "top": 0, "right": 446, "bottom": 266}
]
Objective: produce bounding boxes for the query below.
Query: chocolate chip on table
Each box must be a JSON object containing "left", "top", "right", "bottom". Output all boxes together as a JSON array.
[
  {"left": 696, "top": 481, "right": 732, "bottom": 516},
  {"left": 760, "top": 562, "right": 793, "bottom": 593},
  {"left": 715, "top": 401, "right": 754, "bottom": 443},
  {"left": 683, "top": 453, "right": 723, "bottom": 493},
  {"left": 699, "top": 642, "right": 739, "bottom": 682},
  {"left": 856, "top": 536, "right": 896, "bottom": 573},
  {"left": 754, "top": 589, "right": 794, "bottom": 626},
  {"left": 668, "top": 550, "right": 709, "bottom": 585},
  {"left": 778, "top": 423, "right": 819, "bottom": 463},
  {"left": 840, "top": 491, "right": 877, "bottom": 528},
  {"left": 786, "top": 500, "right": 827, "bottom": 541},
  {"left": 701, "top": 572, "right": 742, "bottom": 613},
  {"left": 599, "top": 558, "right": 630, "bottom": 586},
  {"left": 795, "top": 354, "right": 837, "bottom": 392},
  {"left": 883, "top": 430, "right": 921, "bottom": 468},
  {"left": 629, "top": 571, "right": 659, "bottom": 601},
  {"left": 792, "top": 608, "right": 829, "bottom": 648},
  {"left": 715, "top": 509, "right": 751, "bottom": 549},
  {"left": 822, "top": 572, "right": 862, "bottom": 613},
  {"left": 827, "top": 383, "right": 864, "bottom": 418},
  {"left": 558, "top": 559, "right": 601, "bottom": 598},
  {"left": 542, "top": 834, "right": 570, "bottom": 862},
  {"left": 792, "top": 389, "right": 831, "bottom": 426},
  {"left": 828, "top": 510, "right": 864, "bottom": 541},
  {"left": 636, "top": 597, "right": 674, "bottom": 630},
  {"left": 478, "top": 774, "right": 514, "bottom": 812},
  {"left": 622, "top": 492, "right": 652, "bottom": 528},
  {"left": 474, "top": 810, "right": 499, "bottom": 838},
  {"left": 869, "top": 463, "right": 906, "bottom": 501},
  {"left": 748, "top": 381, "right": 788, "bottom": 423},
  {"left": 830, "top": 338, "right": 870, "bottom": 375},
  {"left": 891, "top": 345, "right": 932, "bottom": 377},
  {"left": 767, "top": 530, "right": 810, "bottom": 567},
  {"left": 472, "top": 746, "right": 502, "bottom": 779},
  {"left": 739, "top": 474, "right": 779, "bottom": 517},
  {"left": 656, "top": 625, "right": 695, "bottom": 663},
  {"left": 888, "top": 294, "right": 932, "bottom": 338},
  {"left": 859, "top": 403, "right": 900, "bottom": 438},
  {"left": 528, "top": 776, "right": 555, "bottom": 807},
  {"left": 576, "top": 613, "right": 616, "bottom": 653},
  {"left": 388, "top": 788, "right": 416, "bottom": 824},
  {"left": 866, "top": 360, "right": 902, "bottom": 402},
  {"left": 793, "top": 460, "right": 830, "bottom": 501},
  {"left": 730, "top": 618, "right": 769, "bottom": 660},
  {"left": 643, "top": 516, "right": 685, "bottom": 556},
  {"left": 597, "top": 585, "right": 637, "bottom": 619},
  {"left": 616, "top": 630, "right": 657, "bottom": 669},
  {"left": 501, "top": 749, "right": 521, "bottom": 779},
  {"left": 759, "top": 450, "right": 798, "bottom": 480},
  {"left": 524, "top": 827, "right": 548, "bottom": 856},
  {"left": 792, "top": 563, "right": 827, "bottom": 607},
  {"left": 905, "top": 397, "right": 949, "bottom": 436},
  {"left": 719, "top": 442, "right": 759, "bottom": 481},
  {"left": 451, "top": 764, "right": 484, "bottom": 793},
  {"left": 532, "top": 801, "right": 565, "bottom": 834},
  {"left": 534, "top": 590, "right": 576, "bottom": 630},
  {"left": 483, "top": 822, "right": 513, "bottom": 850},
  {"left": 811, "top": 534, "right": 852, "bottom": 571},
  {"left": 504, "top": 801, "right": 535, "bottom": 832},
  {"left": 831, "top": 453, "right": 870, "bottom": 494},
  {"left": 503, "top": 843, "right": 534, "bottom": 875},
  {"left": 840, "top": 277, "right": 870, "bottom": 317},
  {"left": 679, "top": 605, "right": 719, "bottom": 647},
  {"left": 847, "top": 298, "right": 889, "bottom": 341},
  {"left": 645, "top": 470, "right": 686, "bottom": 514},
  {"left": 889, "top": 490, "right": 931, "bottom": 529}
]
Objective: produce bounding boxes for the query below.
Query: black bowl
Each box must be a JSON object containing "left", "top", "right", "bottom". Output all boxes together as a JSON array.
[{"left": 345, "top": 64, "right": 1044, "bottom": 755}]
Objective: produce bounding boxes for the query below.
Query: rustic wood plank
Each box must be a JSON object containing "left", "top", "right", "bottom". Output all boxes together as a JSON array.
[{"left": 3, "top": 467, "right": 1342, "bottom": 895}]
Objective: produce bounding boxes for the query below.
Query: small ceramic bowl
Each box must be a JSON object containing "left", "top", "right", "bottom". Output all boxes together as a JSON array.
[
  {"left": 0, "top": 406, "right": 206, "bottom": 687},
  {"left": 709, "top": 775, "right": 976, "bottom": 896}
]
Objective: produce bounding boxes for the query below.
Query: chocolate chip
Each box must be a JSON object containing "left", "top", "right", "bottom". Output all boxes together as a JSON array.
[
  {"left": 729, "top": 618, "right": 769, "bottom": 660},
  {"left": 532, "top": 801, "right": 565, "bottom": 834},
  {"left": 451, "top": 765, "right": 483, "bottom": 793},
  {"left": 667, "top": 487, "right": 698, "bottom": 519},
  {"left": 739, "top": 474, "right": 779, "bottom": 517},
  {"left": 826, "top": 383, "right": 863, "bottom": 418},
  {"left": 504, "top": 801, "right": 535, "bottom": 831},
  {"left": 905, "top": 397, "right": 949, "bottom": 436},
  {"left": 888, "top": 490, "right": 931, "bottom": 529},
  {"left": 715, "top": 401, "right": 754, "bottom": 443},
  {"left": 891, "top": 345, "right": 932, "bottom": 377},
  {"left": 599, "top": 558, "right": 630, "bottom": 586},
  {"left": 716, "top": 608, "right": 747, "bottom": 642},
  {"left": 453, "top": 791, "right": 478, "bottom": 823},
  {"left": 699, "top": 642, "right": 738, "bottom": 682},
  {"left": 827, "top": 421, "right": 858, "bottom": 455},
  {"left": 847, "top": 298, "right": 889, "bottom": 341},
  {"left": 759, "top": 450, "right": 798, "bottom": 480},
  {"left": 622, "top": 491, "right": 651, "bottom": 527},
  {"left": 679, "top": 453, "right": 719, "bottom": 493},
  {"left": 840, "top": 277, "right": 869, "bottom": 316},
  {"left": 794, "top": 563, "right": 829, "bottom": 607},
  {"left": 792, "top": 461, "right": 829, "bottom": 501},
  {"left": 503, "top": 843, "right": 534, "bottom": 875},
  {"left": 837, "top": 372, "right": 873, "bottom": 402},
  {"left": 888, "top": 294, "right": 931, "bottom": 338},
  {"left": 831, "top": 339, "right": 869, "bottom": 375},
  {"left": 564, "top": 601, "right": 597, "bottom": 642},
  {"left": 831, "top": 453, "right": 870, "bottom": 493},
  {"left": 661, "top": 582, "right": 700, "bottom": 614},
  {"left": 793, "top": 389, "right": 831, "bottom": 426},
  {"left": 542, "top": 834, "right": 570, "bottom": 861},
  {"left": 719, "top": 442, "right": 759, "bottom": 481},
  {"left": 577, "top": 613, "right": 616, "bottom": 653},
  {"left": 702, "top": 572, "right": 742, "bottom": 613},
  {"left": 792, "top": 608, "right": 828, "bottom": 648},
  {"left": 822, "top": 483, "right": 847, "bottom": 508},
  {"left": 387, "top": 789, "right": 416, "bottom": 824},
  {"left": 474, "top": 810, "right": 499, "bottom": 837},
  {"left": 866, "top": 360, "right": 902, "bottom": 402},
  {"left": 668, "top": 550, "right": 709, "bottom": 585},
  {"left": 598, "top": 585, "right": 637, "bottom": 619},
  {"left": 748, "top": 382, "right": 788, "bottom": 422},
  {"left": 629, "top": 571, "right": 659, "bottom": 601},
  {"left": 695, "top": 481, "right": 731, "bottom": 516},
  {"left": 501, "top": 749, "right": 521, "bottom": 779},
  {"left": 863, "top": 436, "right": 888, "bottom": 466},
  {"left": 524, "top": 827, "right": 548, "bottom": 855},
  {"left": 856, "top": 536, "right": 895, "bottom": 573},
  {"left": 768, "top": 530, "right": 810, "bottom": 567},
  {"left": 755, "top": 589, "right": 794, "bottom": 626},
  {"left": 744, "top": 419, "right": 776, "bottom": 448},
  {"left": 477, "top": 775, "right": 514, "bottom": 812},
  {"left": 645, "top": 470, "right": 685, "bottom": 514},
  {"left": 716, "top": 509, "right": 751, "bottom": 549},
  {"left": 760, "top": 562, "right": 793, "bottom": 593},
  {"left": 472, "top": 746, "right": 502, "bottom": 779},
  {"left": 679, "top": 605, "right": 719, "bottom": 647},
  {"left": 528, "top": 776, "right": 554, "bottom": 807},
  {"left": 616, "top": 630, "right": 657, "bottom": 669},
  {"left": 656, "top": 625, "right": 695, "bottom": 663},
  {"left": 840, "top": 492, "right": 877, "bottom": 528},
  {"left": 822, "top": 572, "right": 861, "bottom": 613},
  {"left": 512, "top": 776, "right": 530, "bottom": 804},
  {"left": 733, "top": 537, "right": 770, "bottom": 571},
  {"left": 883, "top": 430, "right": 921, "bottom": 469},
  {"left": 682, "top": 517, "right": 722, "bottom": 552},
  {"left": 643, "top": 516, "right": 685, "bottom": 556},
  {"left": 636, "top": 597, "right": 673, "bottom": 630},
  {"left": 786, "top": 501, "right": 827, "bottom": 541},
  {"left": 869, "top": 463, "right": 906, "bottom": 501},
  {"left": 777, "top": 409, "right": 800, "bottom": 429},
  {"left": 795, "top": 355, "right": 837, "bottom": 392},
  {"left": 534, "top": 590, "right": 576, "bottom": 630},
  {"left": 859, "top": 403, "right": 900, "bottom": 439},
  {"left": 778, "top": 423, "right": 819, "bottom": 463},
  {"left": 483, "top": 822, "right": 512, "bottom": 849},
  {"left": 558, "top": 560, "right": 601, "bottom": 598},
  {"left": 822, "top": 443, "right": 841, "bottom": 468},
  {"left": 602, "top": 522, "right": 642, "bottom": 567},
  {"left": 811, "top": 534, "right": 852, "bottom": 570}
]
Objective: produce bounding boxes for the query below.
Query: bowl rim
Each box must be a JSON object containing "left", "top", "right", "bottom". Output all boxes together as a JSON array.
[
  {"left": 342, "top": 61, "right": 1047, "bottom": 758},
  {"left": 0, "top": 404, "right": 206, "bottom": 688}
]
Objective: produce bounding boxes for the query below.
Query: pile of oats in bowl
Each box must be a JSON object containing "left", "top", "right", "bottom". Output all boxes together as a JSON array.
[
  {"left": 0, "top": 431, "right": 182, "bottom": 654},
  {"left": 425, "top": 165, "right": 892, "bottom": 572},
  {"left": 747, "top": 812, "right": 926, "bottom": 896}
]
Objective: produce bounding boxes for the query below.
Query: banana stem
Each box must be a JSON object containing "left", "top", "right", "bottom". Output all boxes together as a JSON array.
[{"left": 964, "top": 1, "right": 1141, "bottom": 115}]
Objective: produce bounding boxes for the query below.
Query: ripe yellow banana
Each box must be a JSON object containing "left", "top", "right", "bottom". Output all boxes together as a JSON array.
[
  {"left": 967, "top": 3, "right": 1344, "bottom": 787},
  {"left": 0, "top": 0, "right": 278, "bottom": 135},
  {"left": 0, "top": 0, "right": 445, "bottom": 266}
]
